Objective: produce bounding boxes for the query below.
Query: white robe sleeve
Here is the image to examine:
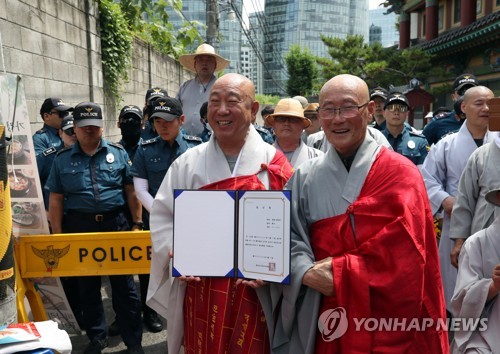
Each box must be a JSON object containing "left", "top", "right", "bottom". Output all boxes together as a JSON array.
[{"left": 421, "top": 141, "right": 451, "bottom": 215}]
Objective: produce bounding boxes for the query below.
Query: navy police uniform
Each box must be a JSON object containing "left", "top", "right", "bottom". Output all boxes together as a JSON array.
[
  {"left": 254, "top": 124, "right": 275, "bottom": 144},
  {"left": 46, "top": 138, "right": 142, "bottom": 348},
  {"left": 382, "top": 125, "right": 429, "bottom": 165},
  {"left": 34, "top": 125, "right": 63, "bottom": 209},
  {"left": 422, "top": 111, "right": 462, "bottom": 145},
  {"left": 131, "top": 133, "right": 201, "bottom": 205}
]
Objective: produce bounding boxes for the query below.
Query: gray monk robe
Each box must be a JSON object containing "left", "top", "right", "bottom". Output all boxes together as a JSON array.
[{"left": 451, "top": 215, "right": 500, "bottom": 354}]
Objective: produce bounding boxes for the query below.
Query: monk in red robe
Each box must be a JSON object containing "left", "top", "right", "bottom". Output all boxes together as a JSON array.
[
  {"left": 272, "top": 74, "right": 449, "bottom": 354},
  {"left": 147, "top": 73, "right": 293, "bottom": 354}
]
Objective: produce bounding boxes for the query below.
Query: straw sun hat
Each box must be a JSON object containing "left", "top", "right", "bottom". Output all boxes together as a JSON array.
[
  {"left": 178, "top": 43, "right": 230, "bottom": 73},
  {"left": 266, "top": 98, "right": 311, "bottom": 128}
]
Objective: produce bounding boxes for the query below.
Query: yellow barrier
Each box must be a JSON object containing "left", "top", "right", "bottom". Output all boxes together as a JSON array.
[{"left": 15, "top": 230, "right": 152, "bottom": 321}]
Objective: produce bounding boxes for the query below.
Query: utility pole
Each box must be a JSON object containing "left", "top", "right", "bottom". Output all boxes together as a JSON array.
[{"left": 206, "top": 0, "right": 219, "bottom": 47}]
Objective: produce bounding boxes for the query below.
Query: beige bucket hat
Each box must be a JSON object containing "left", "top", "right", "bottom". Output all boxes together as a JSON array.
[
  {"left": 266, "top": 98, "right": 311, "bottom": 128},
  {"left": 179, "top": 43, "right": 230, "bottom": 73}
]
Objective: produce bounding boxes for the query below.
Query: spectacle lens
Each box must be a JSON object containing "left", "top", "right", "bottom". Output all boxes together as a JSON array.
[{"left": 275, "top": 116, "right": 302, "bottom": 124}]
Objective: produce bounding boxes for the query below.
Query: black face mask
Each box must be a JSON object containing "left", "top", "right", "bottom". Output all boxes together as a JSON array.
[{"left": 120, "top": 120, "right": 141, "bottom": 145}]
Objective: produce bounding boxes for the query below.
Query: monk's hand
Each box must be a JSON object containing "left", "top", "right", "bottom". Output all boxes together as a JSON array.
[
  {"left": 442, "top": 196, "right": 455, "bottom": 217},
  {"left": 303, "top": 257, "right": 334, "bottom": 297},
  {"left": 178, "top": 275, "right": 201, "bottom": 283},
  {"left": 236, "top": 279, "right": 265, "bottom": 289},
  {"left": 450, "top": 238, "right": 465, "bottom": 268}
]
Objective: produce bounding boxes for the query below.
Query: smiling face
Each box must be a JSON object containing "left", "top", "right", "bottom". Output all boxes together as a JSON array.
[
  {"left": 207, "top": 74, "right": 259, "bottom": 154},
  {"left": 319, "top": 74, "right": 374, "bottom": 157}
]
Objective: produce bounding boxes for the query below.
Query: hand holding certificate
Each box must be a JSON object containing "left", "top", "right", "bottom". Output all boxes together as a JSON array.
[{"left": 172, "top": 190, "right": 291, "bottom": 284}]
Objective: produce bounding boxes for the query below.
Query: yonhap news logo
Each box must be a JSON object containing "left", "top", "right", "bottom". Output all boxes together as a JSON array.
[
  {"left": 318, "top": 307, "right": 348, "bottom": 342},
  {"left": 318, "top": 307, "right": 488, "bottom": 341}
]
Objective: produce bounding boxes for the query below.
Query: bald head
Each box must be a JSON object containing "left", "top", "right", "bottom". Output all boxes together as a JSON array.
[
  {"left": 212, "top": 73, "right": 256, "bottom": 102},
  {"left": 320, "top": 74, "right": 370, "bottom": 105},
  {"left": 462, "top": 85, "right": 493, "bottom": 104}
]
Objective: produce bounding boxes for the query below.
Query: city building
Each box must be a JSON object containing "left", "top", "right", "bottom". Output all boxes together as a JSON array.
[
  {"left": 168, "top": 0, "right": 243, "bottom": 73},
  {"left": 240, "top": 39, "right": 251, "bottom": 79},
  {"left": 394, "top": 0, "right": 500, "bottom": 107},
  {"left": 369, "top": 8, "right": 399, "bottom": 47},
  {"left": 248, "top": 11, "right": 265, "bottom": 94},
  {"left": 263, "top": 0, "right": 369, "bottom": 95}
]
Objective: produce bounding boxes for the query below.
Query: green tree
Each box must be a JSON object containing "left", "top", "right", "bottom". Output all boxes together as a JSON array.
[
  {"left": 99, "top": 0, "right": 204, "bottom": 102},
  {"left": 316, "top": 34, "right": 447, "bottom": 89},
  {"left": 285, "top": 45, "right": 318, "bottom": 97}
]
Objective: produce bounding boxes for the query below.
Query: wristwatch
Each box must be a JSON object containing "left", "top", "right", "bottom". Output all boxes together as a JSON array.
[{"left": 132, "top": 221, "right": 144, "bottom": 229}]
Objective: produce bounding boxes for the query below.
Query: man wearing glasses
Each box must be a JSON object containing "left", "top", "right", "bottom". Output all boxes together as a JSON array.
[
  {"left": 34, "top": 97, "right": 73, "bottom": 210},
  {"left": 278, "top": 74, "right": 448, "bottom": 353},
  {"left": 381, "top": 92, "right": 429, "bottom": 166}
]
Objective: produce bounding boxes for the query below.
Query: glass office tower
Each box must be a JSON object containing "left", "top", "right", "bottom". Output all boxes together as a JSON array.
[{"left": 263, "top": 0, "right": 369, "bottom": 95}]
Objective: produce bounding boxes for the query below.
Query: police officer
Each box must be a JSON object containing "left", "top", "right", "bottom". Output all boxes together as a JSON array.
[
  {"left": 39, "top": 115, "right": 77, "bottom": 212},
  {"left": 46, "top": 102, "right": 144, "bottom": 354},
  {"left": 117, "top": 105, "right": 143, "bottom": 159},
  {"left": 368, "top": 87, "right": 389, "bottom": 131},
  {"left": 107, "top": 104, "right": 164, "bottom": 335},
  {"left": 381, "top": 93, "right": 429, "bottom": 166},
  {"left": 422, "top": 73, "right": 478, "bottom": 145},
  {"left": 199, "top": 101, "right": 212, "bottom": 142},
  {"left": 132, "top": 97, "right": 201, "bottom": 218},
  {"left": 34, "top": 97, "right": 73, "bottom": 210},
  {"left": 141, "top": 87, "right": 168, "bottom": 140}
]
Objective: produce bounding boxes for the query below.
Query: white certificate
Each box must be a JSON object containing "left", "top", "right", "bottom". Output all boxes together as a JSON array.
[
  {"left": 172, "top": 189, "right": 291, "bottom": 283},
  {"left": 237, "top": 191, "right": 290, "bottom": 284},
  {"left": 172, "top": 190, "right": 236, "bottom": 277}
]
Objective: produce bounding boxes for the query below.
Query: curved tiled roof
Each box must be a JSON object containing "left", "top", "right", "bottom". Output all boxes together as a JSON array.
[{"left": 419, "top": 11, "right": 500, "bottom": 55}]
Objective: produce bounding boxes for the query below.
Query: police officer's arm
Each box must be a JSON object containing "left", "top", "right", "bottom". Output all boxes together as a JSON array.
[
  {"left": 48, "top": 192, "right": 64, "bottom": 234},
  {"left": 124, "top": 184, "right": 142, "bottom": 229}
]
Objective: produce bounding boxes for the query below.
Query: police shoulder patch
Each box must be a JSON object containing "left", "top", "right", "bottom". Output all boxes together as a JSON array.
[
  {"left": 35, "top": 128, "right": 47, "bottom": 135},
  {"left": 409, "top": 131, "right": 426, "bottom": 138},
  {"left": 42, "top": 146, "right": 57, "bottom": 156},
  {"left": 183, "top": 135, "right": 202, "bottom": 143},
  {"left": 141, "top": 137, "right": 159, "bottom": 145}
]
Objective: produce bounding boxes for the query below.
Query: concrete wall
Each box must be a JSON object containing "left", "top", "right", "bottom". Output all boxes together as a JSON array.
[{"left": 0, "top": 0, "right": 192, "bottom": 141}]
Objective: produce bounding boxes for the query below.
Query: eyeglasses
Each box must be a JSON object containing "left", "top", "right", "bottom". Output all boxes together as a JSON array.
[
  {"left": 304, "top": 113, "right": 318, "bottom": 120},
  {"left": 50, "top": 110, "right": 69, "bottom": 118},
  {"left": 63, "top": 128, "right": 75, "bottom": 136},
  {"left": 274, "top": 116, "right": 303, "bottom": 124},
  {"left": 385, "top": 104, "right": 408, "bottom": 112},
  {"left": 317, "top": 102, "right": 369, "bottom": 120}
]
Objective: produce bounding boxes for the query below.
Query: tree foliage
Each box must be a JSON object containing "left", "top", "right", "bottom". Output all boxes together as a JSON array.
[
  {"left": 316, "top": 34, "right": 447, "bottom": 90},
  {"left": 99, "top": 0, "right": 204, "bottom": 102},
  {"left": 285, "top": 45, "right": 318, "bottom": 97}
]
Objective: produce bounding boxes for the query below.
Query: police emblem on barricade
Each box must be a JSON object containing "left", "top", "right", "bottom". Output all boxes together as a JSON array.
[{"left": 32, "top": 245, "right": 70, "bottom": 272}]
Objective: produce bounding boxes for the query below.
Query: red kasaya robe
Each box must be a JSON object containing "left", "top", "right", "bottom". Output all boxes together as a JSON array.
[
  {"left": 183, "top": 151, "right": 293, "bottom": 354},
  {"left": 311, "top": 148, "right": 449, "bottom": 353}
]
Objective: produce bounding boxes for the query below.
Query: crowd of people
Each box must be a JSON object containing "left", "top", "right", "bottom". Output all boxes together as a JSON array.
[{"left": 31, "top": 43, "right": 500, "bottom": 354}]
